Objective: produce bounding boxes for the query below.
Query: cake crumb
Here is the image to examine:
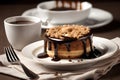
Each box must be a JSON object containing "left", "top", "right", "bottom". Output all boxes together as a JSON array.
[{"left": 46, "top": 25, "right": 90, "bottom": 40}]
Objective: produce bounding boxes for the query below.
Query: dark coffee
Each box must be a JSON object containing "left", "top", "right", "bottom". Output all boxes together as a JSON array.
[
  {"left": 50, "top": 7, "right": 76, "bottom": 11},
  {"left": 10, "top": 20, "right": 34, "bottom": 24}
]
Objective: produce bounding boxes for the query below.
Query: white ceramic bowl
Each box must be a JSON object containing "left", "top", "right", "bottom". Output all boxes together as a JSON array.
[{"left": 37, "top": 1, "right": 92, "bottom": 24}]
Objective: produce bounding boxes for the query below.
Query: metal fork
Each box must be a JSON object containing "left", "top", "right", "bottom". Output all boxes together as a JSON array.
[{"left": 4, "top": 46, "right": 39, "bottom": 80}]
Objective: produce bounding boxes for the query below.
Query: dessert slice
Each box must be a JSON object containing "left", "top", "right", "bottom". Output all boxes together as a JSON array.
[{"left": 44, "top": 25, "right": 93, "bottom": 61}]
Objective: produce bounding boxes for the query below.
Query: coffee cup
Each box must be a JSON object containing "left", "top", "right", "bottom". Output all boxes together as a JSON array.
[
  {"left": 4, "top": 16, "right": 41, "bottom": 50},
  {"left": 37, "top": 1, "right": 92, "bottom": 24}
]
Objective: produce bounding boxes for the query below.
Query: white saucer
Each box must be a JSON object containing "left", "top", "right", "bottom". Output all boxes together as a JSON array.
[
  {"left": 22, "top": 37, "right": 118, "bottom": 71},
  {"left": 22, "top": 8, "right": 113, "bottom": 29}
]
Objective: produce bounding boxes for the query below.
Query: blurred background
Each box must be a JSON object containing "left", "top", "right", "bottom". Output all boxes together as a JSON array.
[
  {"left": 0, "top": 0, "right": 120, "bottom": 4},
  {"left": 0, "top": 0, "right": 120, "bottom": 50},
  {"left": 0, "top": 0, "right": 120, "bottom": 21}
]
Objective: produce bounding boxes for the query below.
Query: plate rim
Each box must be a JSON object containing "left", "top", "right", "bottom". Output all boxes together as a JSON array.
[{"left": 88, "top": 8, "right": 113, "bottom": 28}]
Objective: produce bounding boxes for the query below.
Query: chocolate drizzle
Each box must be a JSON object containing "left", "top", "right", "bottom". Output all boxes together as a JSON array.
[
  {"left": 48, "top": 41, "right": 52, "bottom": 50},
  {"left": 52, "top": 43, "right": 60, "bottom": 61},
  {"left": 54, "top": 0, "right": 82, "bottom": 11},
  {"left": 44, "top": 40, "right": 47, "bottom": 53},
  {"left": 80, "top": 36, "right": 94, "bottom": 58},
  {"left": 38, "top": 52, "right": 48, "bottom": 58},
  {"left": 38, "top": 40, "right": 48, "bottom": 58},
  {"left": 65, "top": 43, "right": 71, "bottom": 52},
  {"left": 88, "top": 36, "right": 93, "bottom": 52},
  {"left": 37, "top": 34, "right": 102, "bottom": 61},
  {"left": 82, "top": 39, "right": 87, "bottom": 54}
]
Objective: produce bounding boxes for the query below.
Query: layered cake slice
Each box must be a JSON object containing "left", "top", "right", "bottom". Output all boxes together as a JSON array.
[{"left": 43, "top": 25, "right": 94, "bottom": 61}]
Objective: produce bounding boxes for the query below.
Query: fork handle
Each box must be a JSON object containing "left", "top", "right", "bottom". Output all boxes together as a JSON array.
[{"left": 20, "top": 63, "right": 39, "bottom": 79}]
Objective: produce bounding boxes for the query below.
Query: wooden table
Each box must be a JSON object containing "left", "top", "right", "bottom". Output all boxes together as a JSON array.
[{"left": 0, "top": 1, "right": 120, "bottom": 80}]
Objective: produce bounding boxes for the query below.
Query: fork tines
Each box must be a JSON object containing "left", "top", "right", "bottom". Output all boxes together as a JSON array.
[
  {"left": 4, "top": 46, "right": 39, "bottom": 79},
  {"left": 4, "top": 46, "right": 20, "bottom": 62}
]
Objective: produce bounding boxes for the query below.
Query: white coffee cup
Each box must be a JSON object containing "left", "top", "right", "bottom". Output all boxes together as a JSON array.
[
  {"left": 4, "top": 16, "right": 41, "bottom": 50},
  {"left": 37, "top": 1, "right": 92, "bottom": 24}
]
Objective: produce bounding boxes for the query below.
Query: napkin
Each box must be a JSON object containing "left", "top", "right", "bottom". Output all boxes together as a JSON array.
[{"left": 0, "top": 37, "right": 120, "bottom": 80}]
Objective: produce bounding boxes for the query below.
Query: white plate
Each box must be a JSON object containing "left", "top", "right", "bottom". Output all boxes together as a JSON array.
[
  {"left": 22, "top": 8, "right": 113, "bottom": 29},
  {"left": 22, "top": 37, "right": 118, "bottom": 71}
]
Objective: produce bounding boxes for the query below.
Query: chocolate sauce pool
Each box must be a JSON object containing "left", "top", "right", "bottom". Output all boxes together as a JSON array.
[{"left": 38, "top": 34, "right": 102, "bottom": 61}]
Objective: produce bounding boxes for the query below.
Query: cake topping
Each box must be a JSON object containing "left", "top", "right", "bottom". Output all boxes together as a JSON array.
[{"left": 46, "top": 25, "right": 90, "bottom": 40}]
